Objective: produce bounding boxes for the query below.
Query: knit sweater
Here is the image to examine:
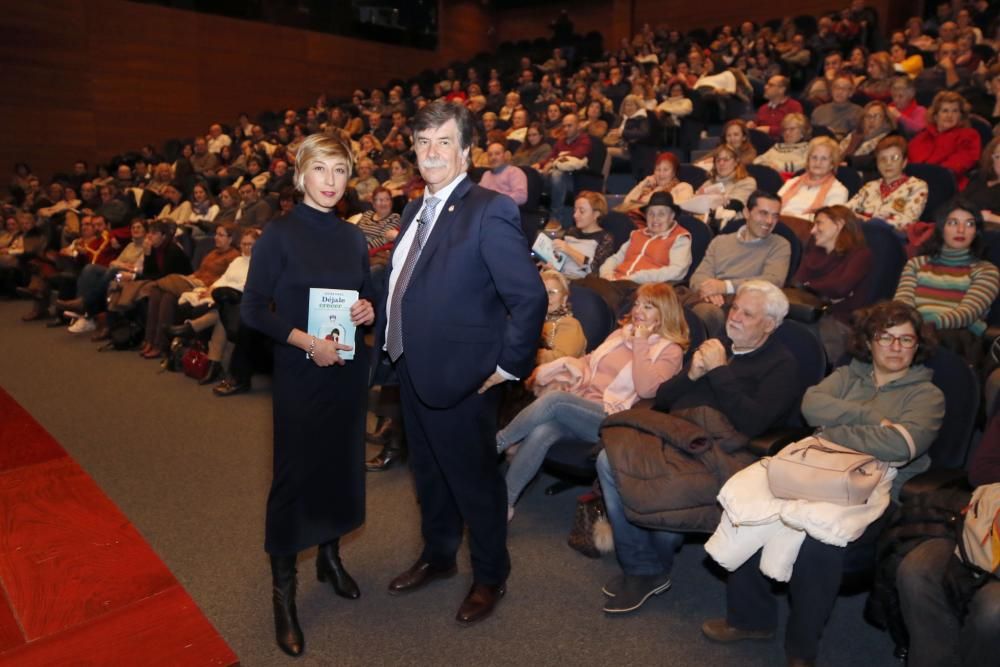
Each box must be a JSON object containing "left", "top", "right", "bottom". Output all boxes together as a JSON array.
[
  {"left": 690, "top": 229, "right": 791, "bottom": 291},
  {"left": 847, "top": 175, "right": 929, "bottom": 228},
  {"left": 894, "top": 248, "right": 1000, "bottom": 335}
]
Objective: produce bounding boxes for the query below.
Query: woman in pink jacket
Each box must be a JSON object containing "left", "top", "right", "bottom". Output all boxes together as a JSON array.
[{"left": 497, "top": 282, "right": 689, "bottom": 521}]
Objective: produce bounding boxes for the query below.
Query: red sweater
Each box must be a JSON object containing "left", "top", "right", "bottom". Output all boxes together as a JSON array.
[
  {"left": 907, "top": 125, "right": 981, "bottom": 190},
  {"left": 794, "top": 243, "right": 873, "bottom": 321}
]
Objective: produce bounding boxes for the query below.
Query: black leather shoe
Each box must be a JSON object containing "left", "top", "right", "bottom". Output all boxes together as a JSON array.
[
  {"left": 456, "top": 583, "right": 506, "bottom": 625},
  {"left": 366, "top": 445, "right": 405, "bottom": 472},
  {"left": 270, "top": 555, "right": 304, "bottom": 657},
  {"left": 168, "top": 321, "right": 196, "bottom": 338},
  {"left": 387, "top": 560, "right": 457, "bottom": 595},
  {"left": 316, "top": 539, "right": 360, "bottom": 599},
  {"left": 213, "top": 378, "right": 250, "bottom": 396},
  {"left": 198, "top": 361, "right": 222, "bottom": 386}
]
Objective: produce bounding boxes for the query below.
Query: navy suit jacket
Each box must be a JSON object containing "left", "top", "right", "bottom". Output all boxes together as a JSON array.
[{"left": 373, "top": 176, "right": 546, "bottom": 409}]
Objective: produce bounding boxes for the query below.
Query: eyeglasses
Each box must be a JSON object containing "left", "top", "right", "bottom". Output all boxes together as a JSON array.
[
  {"left": 546, "top": 288, "right": 564, "bottom": 296},
  {"left": 877, "top": 153, "right": 903, "bottom": 162},
  {"left": 873, "top": 332, "right": 918, "bottom": 348}
]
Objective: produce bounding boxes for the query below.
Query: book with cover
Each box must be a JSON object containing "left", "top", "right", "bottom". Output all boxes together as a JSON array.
[
  {"left": 307, "top": 288, "right": 358, "bottom": 360},
  {"left": 531, "top": 232, "right": 565, "bottom": 270}
]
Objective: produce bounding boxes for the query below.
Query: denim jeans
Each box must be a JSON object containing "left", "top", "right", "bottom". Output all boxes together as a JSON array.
[
  {"left": 78, "top": 264, "right": 113, "bottom": 316},
  {"left": 596, "top": 449, "right": 684, "bottom": 576},
  {"left": 546, "top": 170, "right": 574, "bottom": 228},
  {"left": 497, "top": 391, "right": 606, "bottom": 506},
  {"left": 898, "top": 537, "right": 1000, "bottom": 667}
]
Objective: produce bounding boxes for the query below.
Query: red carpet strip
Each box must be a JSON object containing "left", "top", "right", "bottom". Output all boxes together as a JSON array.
[{"left": 0, "top": 387, "right": 238, "bottom": 666}]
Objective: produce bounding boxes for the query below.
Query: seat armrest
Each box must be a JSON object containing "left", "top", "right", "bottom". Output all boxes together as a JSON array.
[{"left": 899, "top": 468, "right": 972, "bottom": 504}]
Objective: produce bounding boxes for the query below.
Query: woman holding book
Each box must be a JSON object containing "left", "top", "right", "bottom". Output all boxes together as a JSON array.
[{"left": 242, "top": 134, "right": 375, "bottom": 658}]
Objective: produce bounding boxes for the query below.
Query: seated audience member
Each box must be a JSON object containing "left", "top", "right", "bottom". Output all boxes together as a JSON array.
[
  {"left": 169, "top": 229, "right": 260, "bottom": 386},
  {"left": 215, "top": 187, "right": 240, "bottom": 225},
  {"left": 158, "top": 182, "right": 192, "bottom": 225},
  {"left": 36, "top": 185, "right": 80, "bottom": 222},
  {"left": 694, "top": 120, "right": 757, "bottom": 172},
  {"left": 681, "top": 145, "right": 757, "bottom": 224},
  {"left": 605, "top": 95, "right": 651, "bottom": 160},
  {"left": 619, "top": 152, "right": 694, "bottom": 217},
  {"left": 810, "top": 75, "right": 864, "bottom": 139},
  {"left": 792, "top": 205, "right": 873, "bottom": 363},
  {"left": 749, "top": 75, "right": 803, "bottom": 138},
  {"left": 777, "top": 137, "right": 850, "bottom": 222},
  {"left": 914, "top": 41, "right": 973, "bottom": 105},
  {"left": 596, "top": 280, "right": 799, "bottom": 613},
  {"left": 964, "top": 136, "right": 1000, "bottom": 227},
  {"left": 382, "top": 158, "right": 420, "bottom": 199},
  {"left": 703, "top": 300, "right": 944, "bottom": 666},
  {"left": 356, "top": 186, "right": 401, "bottom": 252},
  {"left": 887, "top": 77, "right": 927, "bottom": 136},
  {"left": 58, "top": 217, "right": 147, "bottom": 337},
  {"left": 498, "top": 282, "right": 688, "bottom": 521},
  {"left": 96, "top": 182, "right": 132, "bottom": 228},
  {"left": 857, "top": 51, "right": 895, "bottom": 101},
  {"left": 551, "top": 191, "right": 615, "bottom": 279},
  {"left": 847, "top": 135, "right": 928, "bottom": 230},
  {"left": 139, "top": 223, "right": 239, "bottom": 360},
  {"left": 479, "top": 142, "right": 528, "bottom": 206},
  {"left": 511, "top": 123, "right": 553, "bottom": 168},
  {"left": 535, "top": 269, "right": 586, "bottom": 365},
  {"left": 540, "top": 113, "right": 593, "bottom": 228},
  {"left": 189, "top": 138, "right": 220, "bottom": 178},
  {"left": 753, "top": 113, "right": 811, "bottom": 176},
  {"left": 839, "top": 101, "right": 895, "bottom": 180},
  {"left": 235, "top": 182, "right": 271, "bottom": 229},
  {"left": 890, "top": 42, "right": 923, "bottom": 79},
  {"left": 599, "top": 192, "right": 692, "bottom": 285},
  {"left": 656, "top": 81, "right": 694, "bottom": 128},
  {"left": 187, "top": 182, "right": 219, "bottom": 230},
  {"left": 896, "top": 477, "right": 1000, "bottom": 667},
  {"left": 894, "top": 199, "right": 1000, "bottom": 364},
  {"left": 262, "top": 159, "right": 293, "bottom": 200},
  {"left": 505, "top": 108, "right": 531, "bottom": 145},
  {"left": 687, "top": 191, "right": 790, "bottom": 336},
  {"left": 907, "top": 91, "right": 982, "bottom": 190},
  {"left": 348, "top": 157, "right": 379, "bottom": 203}
]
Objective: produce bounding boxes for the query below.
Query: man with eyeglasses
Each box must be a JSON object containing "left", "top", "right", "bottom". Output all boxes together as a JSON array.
[
  {"left": 915, "top": 41, "right": 973, "bottom": 102},
  {"left": 750, "top": 76, "right": 803, "bottom": 139}
]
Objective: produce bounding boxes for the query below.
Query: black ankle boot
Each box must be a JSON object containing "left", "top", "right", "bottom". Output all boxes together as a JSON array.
[
  {"left": 198, "top": 361, "right": 222, "bottom": 385},
  {"left": 270, "top": 554, "right": 304, "bottom": 657},
  {"left": 316, "top": 539, "right": 360, "bottom": 599}
]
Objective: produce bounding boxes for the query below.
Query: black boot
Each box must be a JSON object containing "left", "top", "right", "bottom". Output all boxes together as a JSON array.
[
  {"left": 270, "top": 554, "right": 304, "bottom": 657},
  {"left": 198, "top": 361, "right": 223, "bottom": 386},
  {"left": 316, "top": 539, "right": 360, "bottom": 599},
  {"left": 366, "top": 422, "right": 406, "bottom": 472}
]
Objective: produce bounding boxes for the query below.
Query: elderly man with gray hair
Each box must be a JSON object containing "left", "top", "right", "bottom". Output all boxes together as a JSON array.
[{"left": 595, "top": 280, "right": 802, "bottom": 615}]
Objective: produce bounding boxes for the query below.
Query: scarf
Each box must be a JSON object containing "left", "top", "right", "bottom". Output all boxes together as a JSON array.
[{"left": 781, "top": 172, "right": 837, "bottom": 215}]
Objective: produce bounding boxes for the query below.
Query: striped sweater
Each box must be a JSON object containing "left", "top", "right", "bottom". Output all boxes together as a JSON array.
[{"left": 894, "top": 248, "right": 1000, "bottom": 335}]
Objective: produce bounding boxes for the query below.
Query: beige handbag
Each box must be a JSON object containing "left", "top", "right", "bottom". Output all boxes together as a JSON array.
[{"left": 765, "top": 436, "right": 888, "bottom": 506}]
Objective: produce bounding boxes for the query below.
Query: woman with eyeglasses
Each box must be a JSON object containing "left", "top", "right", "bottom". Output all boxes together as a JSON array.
[
  {"left": 894, "top": 198, "right": 1000, "bottom": 364},
  {"left": 705, "top": 300, "right": 945, "bottom": 666},
  {"left": 846, "top": 135, "right": 928, "bottom": 230}
]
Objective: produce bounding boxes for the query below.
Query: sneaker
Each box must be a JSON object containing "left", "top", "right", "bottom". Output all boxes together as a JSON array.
[
  {"left": 601, "top": 574, "right": 671, "bottom": 614},
  {"left": 701, "top": 618, "right": 775, "bottom": 643},
  {"left": 68, "top": 317, "right": 96, "bottom": 334}
]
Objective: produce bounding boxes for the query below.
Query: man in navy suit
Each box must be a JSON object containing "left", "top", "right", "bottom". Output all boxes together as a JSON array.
[{"left": 373, "top": 101, "right": 546, "bottom": 624}]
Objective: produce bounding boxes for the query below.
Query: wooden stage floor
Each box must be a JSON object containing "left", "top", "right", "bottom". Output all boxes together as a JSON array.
[{"left": 0, "top": 387, "right": 238, "bottom": 666}]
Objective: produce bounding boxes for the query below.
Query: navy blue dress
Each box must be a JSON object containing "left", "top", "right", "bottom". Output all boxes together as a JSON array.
[{"left": 242, "top": 203, "right": 372, "bottom": 555}]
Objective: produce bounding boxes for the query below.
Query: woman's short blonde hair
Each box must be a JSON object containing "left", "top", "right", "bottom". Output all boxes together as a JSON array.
[
  {"left": 806, "top": 136, "right": 842, "bottom": 166},
  {"left": 624, "top": 283, "right": 690, "bottom": 350},
  {"left": 540, "top": 269, "right": 570, "bottom": 295},
  {"left": 781, "top": 112, "right": 812, "bottom": 139},
  {"left": 294, "top": 134, "right": 354, "bottom": 192}
]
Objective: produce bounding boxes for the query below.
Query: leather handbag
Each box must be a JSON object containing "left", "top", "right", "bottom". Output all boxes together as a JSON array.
[
  {"left": 181, "top": 340, "right": 211, "bottom": 380},
  {"left": 782, "top": 286, "right": 829, "bottom": 324},
  {"left": 567, "top": 491, "right": 614, "bottom": 558},
  {"left": 765, "top": 436, "right": 888, "bottom": 506}
]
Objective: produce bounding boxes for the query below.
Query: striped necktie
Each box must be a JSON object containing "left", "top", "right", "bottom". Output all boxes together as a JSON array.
[{"left": 386, "top": 196, "right": 439, "bottom": 361}]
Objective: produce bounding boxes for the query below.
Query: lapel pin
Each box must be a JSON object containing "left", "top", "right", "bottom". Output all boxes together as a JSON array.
[{"left": 448, "top": 205, "right": 455, "bottom": 212}]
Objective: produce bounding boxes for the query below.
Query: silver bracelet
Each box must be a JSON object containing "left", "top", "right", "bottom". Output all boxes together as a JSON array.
[{"left": 306, "top": 336, "right": 317, "bottom": 360}]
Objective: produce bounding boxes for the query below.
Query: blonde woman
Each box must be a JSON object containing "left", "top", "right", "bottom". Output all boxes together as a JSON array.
[
  {"left": 777, "top": 137, "right": 849, "bottom": 221},
  {"left": 241, "top": 133, "right": 376, "bottom": 657},
  {"left": 753, "top": 113, "right": 811, "bottom": 175},
  {"left": 498, "top": 282, "right": 689, "bottom": 519}
]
